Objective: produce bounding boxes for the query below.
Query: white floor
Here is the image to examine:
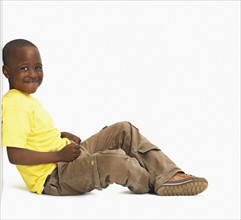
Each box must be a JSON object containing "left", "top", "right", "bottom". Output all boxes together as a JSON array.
[{"left": 1, "top": 150, "right": 240, "bottom": 220}]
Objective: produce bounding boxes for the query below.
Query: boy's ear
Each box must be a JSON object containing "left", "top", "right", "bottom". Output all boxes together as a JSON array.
[{"left": 2, "top": 65, "right": 10, "bottom": 78}]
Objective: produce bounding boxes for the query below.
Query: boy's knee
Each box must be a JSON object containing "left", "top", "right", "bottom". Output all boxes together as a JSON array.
[
  {"left": 112, "top": 121, "right": 135, "bottom": 132},
  {"left": 103, "top": 121, "right": 139, "bottom": 134}
]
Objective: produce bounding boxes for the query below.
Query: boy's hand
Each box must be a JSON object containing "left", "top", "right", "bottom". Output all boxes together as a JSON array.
[
  {"left": 58, "top": 143, "right": 81, "bottom": 162},
  {"left": 61, "top": 132, "right": 81, "bottom": 144}
]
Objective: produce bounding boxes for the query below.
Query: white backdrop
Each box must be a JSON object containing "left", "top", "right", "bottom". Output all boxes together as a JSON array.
[{"left": 1, "top": 1, "right": 240, "bottom": 219}]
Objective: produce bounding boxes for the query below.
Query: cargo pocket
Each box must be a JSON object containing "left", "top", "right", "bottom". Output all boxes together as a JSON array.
[
  {"left": 133, "top": 144, "right": 161, "bottom": 170},
  {"left": 137, "top": 144, "right": 160, "bottom": 154}
]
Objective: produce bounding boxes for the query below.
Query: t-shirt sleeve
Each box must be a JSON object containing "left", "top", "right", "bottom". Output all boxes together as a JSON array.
[{"left": 2, "top": 110, "right": 31, "bottom": 148}]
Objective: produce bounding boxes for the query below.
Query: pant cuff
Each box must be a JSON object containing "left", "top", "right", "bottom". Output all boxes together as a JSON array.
[{"left": 154, "top": 168, "right": 183, "bottom": 192}]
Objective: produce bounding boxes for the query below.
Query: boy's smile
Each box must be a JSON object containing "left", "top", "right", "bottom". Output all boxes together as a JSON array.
[{"left": 2, "top": 46, "right": 43, "bottom": 94}]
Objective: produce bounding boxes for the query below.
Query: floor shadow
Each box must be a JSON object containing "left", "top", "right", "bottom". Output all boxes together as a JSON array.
[{"left": 9, "top": 184, "right": 29, "bottom": 192}]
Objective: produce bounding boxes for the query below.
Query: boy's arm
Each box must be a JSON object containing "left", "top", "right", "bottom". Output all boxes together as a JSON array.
[
  {"left": 61, "top": 132, "right": 81, "bottom": 144},
  {"left": 7, "top": 143, "right": 81, "bottom": 165}
]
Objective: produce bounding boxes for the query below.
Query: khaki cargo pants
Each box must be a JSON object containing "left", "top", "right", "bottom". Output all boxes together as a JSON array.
[{"left": 43, "top": 121, "right": 182, "bottom": 195}]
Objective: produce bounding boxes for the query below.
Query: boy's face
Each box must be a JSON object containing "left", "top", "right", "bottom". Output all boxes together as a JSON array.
[{"left": 2, "top": 46, "right": 43, "bottom": 94}]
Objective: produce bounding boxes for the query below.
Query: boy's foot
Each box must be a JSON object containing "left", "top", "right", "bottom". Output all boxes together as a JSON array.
[{"left": 156, "top": 172, "right": 208, "bottom": 196}]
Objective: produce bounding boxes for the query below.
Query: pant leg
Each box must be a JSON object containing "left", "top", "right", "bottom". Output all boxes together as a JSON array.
[
  {"left": 81, "top": 121, "right": 182, "bottom": 189},
  {"left": 43, "top": 147, "right": 150, "bottom": 196}
]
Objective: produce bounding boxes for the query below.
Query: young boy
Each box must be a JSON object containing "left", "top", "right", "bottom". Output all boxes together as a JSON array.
[{"left": 1, "top": 39, "right": 208, "bottom": 196}]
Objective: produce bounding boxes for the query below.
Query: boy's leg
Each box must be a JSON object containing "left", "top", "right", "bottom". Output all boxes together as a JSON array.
[
  {"left": 43, "top": 147, "right": 150, "bottom": 196},
  {"left": 81, "top": 121, "right": 207, "bottom": 195}
]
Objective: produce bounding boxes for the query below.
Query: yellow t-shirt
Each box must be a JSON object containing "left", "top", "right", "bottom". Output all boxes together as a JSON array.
[{"left": 2, "top": 89, "right": 71, "bottom": 194}]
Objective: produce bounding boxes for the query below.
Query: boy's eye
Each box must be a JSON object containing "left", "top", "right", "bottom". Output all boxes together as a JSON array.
[
  {"left": 20, "top": 67, "right": 28, "bottom": 71},
  {"left": 35, "top": 65, "right": 42, "bottom": 70}
]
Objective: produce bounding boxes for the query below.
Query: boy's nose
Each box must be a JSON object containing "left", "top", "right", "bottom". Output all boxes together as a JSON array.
[{"left": 29, "top": 68, "right": 37, "bottom": 77}]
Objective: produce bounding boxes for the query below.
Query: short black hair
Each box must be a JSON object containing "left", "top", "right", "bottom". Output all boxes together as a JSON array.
[{"left": 2, "top": 39, "right": 37, "bottom": 66}]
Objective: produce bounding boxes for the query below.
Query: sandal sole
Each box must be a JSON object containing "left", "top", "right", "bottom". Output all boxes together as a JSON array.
[{"left": 156, "top": 179, "right": 208, "bottom": 196}]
